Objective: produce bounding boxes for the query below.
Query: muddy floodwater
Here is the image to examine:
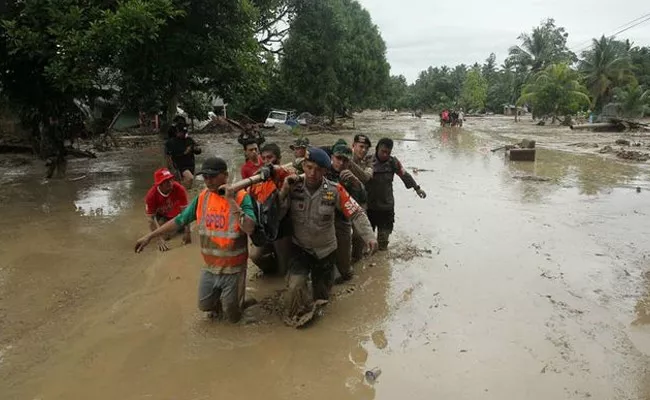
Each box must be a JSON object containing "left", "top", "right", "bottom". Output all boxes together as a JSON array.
[{"left": 1, "top": 112, "right": 650, "bottom": 399}]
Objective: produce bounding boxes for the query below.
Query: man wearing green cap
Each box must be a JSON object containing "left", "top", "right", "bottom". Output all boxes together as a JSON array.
[
  {"left": 290, "top": 137, "right": 310, "bottom": 173},
  {"left": 279, "top": 147, "right": 376, "bottom": 326},
  {"left": 327, "top": 139, "right": 367, "bottom": 283}
]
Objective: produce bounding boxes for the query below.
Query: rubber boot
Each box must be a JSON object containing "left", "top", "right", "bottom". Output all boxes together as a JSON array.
[{"left": 377, "top": 228, "right": 390, "bottom": 251}]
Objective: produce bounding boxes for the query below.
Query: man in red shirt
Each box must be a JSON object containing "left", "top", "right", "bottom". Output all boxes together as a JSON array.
[
  {"left": 240, "top": 139, "right": 263, "bottom": 179},
  {"left": 145, "top": 168, "right": 191, "bottom": 251}
]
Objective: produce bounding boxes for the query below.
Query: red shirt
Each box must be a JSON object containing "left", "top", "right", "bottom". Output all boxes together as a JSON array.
[
  {"left": 145, "top": 181, "right": 188, "bottom": 219},
  {"left": 241, "top": 156, "right": 263, "bottom": 179}
]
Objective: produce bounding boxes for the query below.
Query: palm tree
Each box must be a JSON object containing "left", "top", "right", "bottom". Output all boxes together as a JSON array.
[
  {"left": 613, "top": 83, "right": 650, "bottom": 118},
  {"left": 517, "top": 63, "right": 591, "bottom": 122},
  {"left": 580, "top": 36, "right": 635, "bottom": 111},
  {"left": 507, "top": 19, "right": 576, "bottom": 115}
]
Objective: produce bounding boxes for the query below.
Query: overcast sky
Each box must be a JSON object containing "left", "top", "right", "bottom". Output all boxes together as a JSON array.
[{"left": 356, "top": 0, "right": 650, "bottom": 82}]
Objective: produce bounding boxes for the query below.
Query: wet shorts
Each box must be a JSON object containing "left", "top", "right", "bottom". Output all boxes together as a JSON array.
[
  {"left": 197, "top": 269, "right": 244, "bottom": 322},
  {"left": 175, "top": 164, "right": 195, "bottom": 177},
  {"left": 367, "top": 209, "right": 395, "bottom": 232}
]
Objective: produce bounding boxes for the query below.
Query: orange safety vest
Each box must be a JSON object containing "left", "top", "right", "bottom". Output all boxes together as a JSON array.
[
  {"left": 249, "top": 180, "right": 277, "bottom": 204},
  {"left": 196, "top": 189, "right": 248, "bottom": 270}
]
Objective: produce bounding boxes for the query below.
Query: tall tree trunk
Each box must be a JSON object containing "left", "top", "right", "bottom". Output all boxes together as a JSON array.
[{"left": 167, "top": 79, "right": 179, "bottom": 125}]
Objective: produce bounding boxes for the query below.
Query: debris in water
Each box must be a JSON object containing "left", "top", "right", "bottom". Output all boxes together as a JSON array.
[
  {"left": 615, "top": 139, "right": 631, "bottom": 146},
  {"left": 283, "top": 299, "right": 328, "bottom": 329},
  {"left": 365, "top": 367, "right": 382, "bottom": 383},
  {"left": 598, "top": 146, "right": 614, "bottom": 154},
  {"left": 512, "top": 175, "right": 551, "bottom": 182},
  {"left": 616, "top": 149, "right": 650, "bottom": 162},
  {"left": 637, "top": 186, "right": 641, "bottom": 193},
  {"left": 389, "top": 243, "right": 433, "bottom": 261},
  {"left": 568, "top": 142, "right": 599, "bottom": 148},
  {"left": 371, "top": 330, "right": 388, "bottom": 350},
  {"left": 67, "top": 175, "right": 87, "bottom": 182}
]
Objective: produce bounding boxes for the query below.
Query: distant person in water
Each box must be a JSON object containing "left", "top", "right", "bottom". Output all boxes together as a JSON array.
[
  {"left": 165, "top": 120, "right": 202, "bottom": 189},
  {"left": 440, "top": 109, "right": 450, "bottom": 127}
]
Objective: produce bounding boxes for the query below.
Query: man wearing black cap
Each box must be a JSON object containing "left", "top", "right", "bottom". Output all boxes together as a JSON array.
[
  {"left": 366, "top": 138, "right": 427, "bottom": 251},
  {"left": 279, "top": 147, "right": 377, "bottom": 326},
  {"left": 135, "top": 157, "right": 257, "bottom": 323}
]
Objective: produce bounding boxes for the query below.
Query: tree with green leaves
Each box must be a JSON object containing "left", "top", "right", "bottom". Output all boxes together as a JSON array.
[
  {"left": 461, "top": 66, "right": 488, "bottom": 111},
  {"left": 279, "top": 0, "right": 389, "bottom": 120},
  {"left": 95, "top": 0, "right": 259, "bottom": 123},
  {"left": 612, "top": 82, "right": 649, "bottom": 118},
  {"left": 384, "top": 75, "right": 409, "bottom": 110},
  {"left": 517, "top": 63, "right": 590, "bottom": 121},
  {"left": 580, "top": 36, "right": 635, "bottom": 111},
  {"left": 630, "top": 46, "right": 650, "bottom": 88},
  {"left": 506, "top": 18, "right": 576, "bottom": 75}
]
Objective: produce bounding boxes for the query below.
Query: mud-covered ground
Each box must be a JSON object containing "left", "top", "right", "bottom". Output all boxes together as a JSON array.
[{"left": 1, "top": 111, "right": 650, "bottom": 399}]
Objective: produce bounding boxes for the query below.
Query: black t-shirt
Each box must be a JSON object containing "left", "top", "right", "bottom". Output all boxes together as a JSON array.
[{"left": 165, "top": 136, "right": 197, "bottom": 169}]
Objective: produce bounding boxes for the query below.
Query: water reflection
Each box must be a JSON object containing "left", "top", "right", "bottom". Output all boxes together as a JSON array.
[
  {"left": 505, "top": 149, "right": 641, "bottom": 197},
  {"left": 74, "top": 179, "right": 134, "bottom": 217}
]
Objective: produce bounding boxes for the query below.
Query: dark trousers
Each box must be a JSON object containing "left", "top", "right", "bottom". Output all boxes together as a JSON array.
[
  {"left": 367, "top": 209, "right": 395, "bottom": 250},
  {"left": 335, "top": 217, "right": 352, "bottom": 278},
  {"left": 284, "top": 245, "right": 336, "bottom": 318}
]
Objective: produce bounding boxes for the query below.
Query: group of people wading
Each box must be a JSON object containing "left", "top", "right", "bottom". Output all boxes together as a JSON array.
[
  {"left": 135, "top": 118, "right": 427, "bottom": 327},
  {"left": 440, "top": 108, "right": 464, "bottom": 127}
]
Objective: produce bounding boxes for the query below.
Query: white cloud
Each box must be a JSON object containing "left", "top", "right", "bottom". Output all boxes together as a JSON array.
[{"left": 357, "top": 0, "right": 650, "bottom": 81}]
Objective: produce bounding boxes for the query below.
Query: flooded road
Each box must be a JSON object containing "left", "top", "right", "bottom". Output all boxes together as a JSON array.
[{"left": 1, "top": 112, "right": 650, "bottom": 399}]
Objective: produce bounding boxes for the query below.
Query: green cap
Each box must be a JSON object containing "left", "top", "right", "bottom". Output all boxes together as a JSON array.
[
  {"left": 290, "top": 137, "right": 310, "bottom": 150},
  {"left": 331, "top": 139, "right": 352, "bottom": 159}
]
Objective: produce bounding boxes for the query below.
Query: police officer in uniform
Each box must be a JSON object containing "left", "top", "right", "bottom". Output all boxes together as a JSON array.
[{"left": 279, "top": 148, "right": 377, "bottom": 325}]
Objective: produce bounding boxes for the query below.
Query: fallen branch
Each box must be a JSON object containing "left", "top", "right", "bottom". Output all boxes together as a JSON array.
[{"left": 67, "top": 148, "right": 97, "bottom": 159}]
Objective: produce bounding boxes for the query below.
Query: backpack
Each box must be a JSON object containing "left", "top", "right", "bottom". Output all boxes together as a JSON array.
[{"left": 249, "top": 186, "right": 282, "bottom": 247}]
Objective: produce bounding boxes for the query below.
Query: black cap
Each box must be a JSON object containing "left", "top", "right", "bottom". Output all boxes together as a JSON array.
[
  {"left": 196, "top": 157, "right": 228, "bottom": 176},
  {"left": 353, "top": 134, "right": 371, "bottom": 147}
]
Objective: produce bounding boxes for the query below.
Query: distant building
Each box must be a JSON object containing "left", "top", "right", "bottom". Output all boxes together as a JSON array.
[{"left": 503, "top": 105, "right": 527, "bottom": 116}]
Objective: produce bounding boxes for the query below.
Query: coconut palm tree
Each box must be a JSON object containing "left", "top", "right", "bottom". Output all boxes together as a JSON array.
[
  {"left": 517, "top": 63, "right": 591, "bottom": 122},
  {"left": 580, "top": 36, "right": 635, "bottom": 111},
  {"left": 507, "top": 19, "right": 576, "bottom": 75},
  {"left": 612, "top": 83, "right": 650, "bottom": 118}
]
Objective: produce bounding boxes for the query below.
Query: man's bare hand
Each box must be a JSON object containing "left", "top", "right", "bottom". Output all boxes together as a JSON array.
[
  {"left": 135, "top": 234, "right": 153, "bottom": 253},
  {"left": 284, "top": 174, "right": 299, "bottom": 186},
  {"left": 224, "top": 186, "right": 236, "bottom": 199},
  {"left": 366, "top": 239, "right": 378, "bottom": 255},
  {"left": 182, "top": 231, "right": 192, "bottom": 245},
  {"left": 340, "top": 170, "right": 360, "bottom": 187},
  {"left": 157, "top": 239, "right": 170, "bottom": 252}
]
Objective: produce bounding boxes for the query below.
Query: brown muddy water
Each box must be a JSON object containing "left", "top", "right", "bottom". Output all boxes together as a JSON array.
[{"left": 1, "top": 112, "right": 650, "bottom": 399}]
